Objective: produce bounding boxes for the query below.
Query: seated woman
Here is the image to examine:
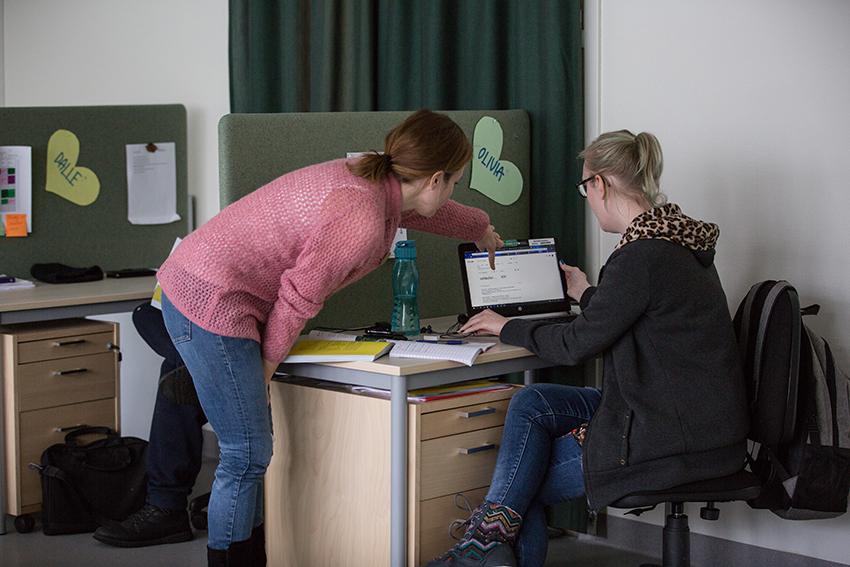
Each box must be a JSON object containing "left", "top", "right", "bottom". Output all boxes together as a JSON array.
[{"left": 427, "top": 130, "right": 749, "bottom": 567}]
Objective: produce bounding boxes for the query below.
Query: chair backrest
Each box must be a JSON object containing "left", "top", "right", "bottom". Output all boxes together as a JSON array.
[{"left": 733, "top": 280, "right": 801, "bottom": 447}]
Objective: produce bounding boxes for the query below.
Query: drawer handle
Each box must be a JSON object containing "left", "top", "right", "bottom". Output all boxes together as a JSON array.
[
  {"left": 458, "top": 407, "right": 497, "bottom": 419},
  {"left": 52, "top": 368, "right": 88, "bottom": 376},
  {"left": 459, "top": 443, "right": 497, "bottom": 455},
  {"left": 52, "top": 339, "right": 87, "bottom": 347},
  {"left": 54, "top": 424, "right": 88, "bottom": 432}
]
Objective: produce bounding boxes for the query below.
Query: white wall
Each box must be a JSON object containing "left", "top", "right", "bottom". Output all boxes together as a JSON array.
[
  {"left": 3, "top": 0, "right": 229, "bottom": 226},
  {"left": 3, "top": 0, "right": 229, "bottom": 438},
  {"left": 585, "top": 0, "right": 850, "bottom": 564}
]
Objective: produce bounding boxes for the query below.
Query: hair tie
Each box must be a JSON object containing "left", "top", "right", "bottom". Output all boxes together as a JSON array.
[{"left": 382, "top": 153, "right": 393, "bottom": 168}]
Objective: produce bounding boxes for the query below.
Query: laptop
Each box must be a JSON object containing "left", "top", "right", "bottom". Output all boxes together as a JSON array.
[{"left": 457, "top": 238, "right": 577, "bottom": 321}]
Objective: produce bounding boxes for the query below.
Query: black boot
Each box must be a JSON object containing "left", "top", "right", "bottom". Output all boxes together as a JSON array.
[
  {"left": 207, "top": 537, "right": 253, "bottom": 567},
  {"left": 93, "top": 503, "right": 193, "bottom": 547},
  {"left": 250, "top": 524, "right": 267, "bottom": 566}
]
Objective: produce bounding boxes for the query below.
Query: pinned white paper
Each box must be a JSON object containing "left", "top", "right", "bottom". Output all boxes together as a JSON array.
[{"left": 126, "top": 142, "right": 180, "bottom": 225}]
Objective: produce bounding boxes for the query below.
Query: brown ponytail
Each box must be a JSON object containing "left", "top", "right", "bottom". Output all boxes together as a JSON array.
[{"left": 348, "top": 110, "right": 472, "bottom": 183}]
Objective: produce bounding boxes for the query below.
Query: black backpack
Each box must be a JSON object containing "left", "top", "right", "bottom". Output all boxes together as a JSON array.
[
  {"left": 734, "top": 280, "right": 850, "bottom": 519},
  {"left": 33, "top": 426, "right": 148, "bottom": 534}
]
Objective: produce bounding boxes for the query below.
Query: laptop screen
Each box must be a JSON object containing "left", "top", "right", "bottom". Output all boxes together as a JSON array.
[{"left": 457, "top": 238, "right": 571, "bottom": 317}]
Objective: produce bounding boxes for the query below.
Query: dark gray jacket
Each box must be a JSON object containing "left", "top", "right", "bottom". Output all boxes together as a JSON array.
[{"left": 501, "top": 229, "right": 748, "bottom": 510}]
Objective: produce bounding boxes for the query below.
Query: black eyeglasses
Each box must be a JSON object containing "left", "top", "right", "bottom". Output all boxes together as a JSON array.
[{"left": 575, "top": 174, "right": 604, "bottom": 198}]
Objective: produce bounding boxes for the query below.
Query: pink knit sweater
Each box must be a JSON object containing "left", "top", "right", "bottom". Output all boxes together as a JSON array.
[{"left": 157, "top": 159, "right": 490, "bottom": 364}]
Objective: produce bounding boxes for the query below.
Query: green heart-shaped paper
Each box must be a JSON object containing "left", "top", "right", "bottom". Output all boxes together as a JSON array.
[
  {"left": 46, "top": 129, "right": 100, "bottom": 206},
  {"left": 470, "top": 117, "right": 523, "bottom": 206}
]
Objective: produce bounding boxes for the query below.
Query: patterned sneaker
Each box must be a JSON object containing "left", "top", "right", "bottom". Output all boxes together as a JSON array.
[{"left": 425, "top": 501, "right": 522, "bottom": 567}]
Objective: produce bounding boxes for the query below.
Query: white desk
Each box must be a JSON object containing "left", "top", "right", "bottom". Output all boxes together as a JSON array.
[
  {"left": 0, "top": 276, "right": 156, "bottom": 534},
  {"left": 276, "top": 315, "right": 550, "bottom": 567}
]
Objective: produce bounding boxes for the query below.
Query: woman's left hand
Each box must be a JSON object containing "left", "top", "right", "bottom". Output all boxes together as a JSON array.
[
  {"left": 475, "top": 225, "right": 504, "bottom": 270},
  {"left": 460, "top": 309, "right": 509, "bottom": 337}
]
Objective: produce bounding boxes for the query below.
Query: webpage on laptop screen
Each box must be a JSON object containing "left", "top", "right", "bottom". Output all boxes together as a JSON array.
[{"left": 464, "top": 241, "right": 564, "bottom": 308}]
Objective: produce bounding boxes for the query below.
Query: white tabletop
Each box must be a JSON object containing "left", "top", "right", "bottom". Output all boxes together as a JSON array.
[{"left": 279, "top": 315, "right": 536, "bottom": 377}]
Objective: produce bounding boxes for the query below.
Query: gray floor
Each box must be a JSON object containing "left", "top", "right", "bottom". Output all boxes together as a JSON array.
[
  {"left": 0, "top": 527, "right": 654, "bottom": 567},
  {"left": 0, "top": 457, "right": 656, "bottom": 566}
]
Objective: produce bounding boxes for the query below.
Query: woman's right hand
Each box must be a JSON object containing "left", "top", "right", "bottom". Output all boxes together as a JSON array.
[
  {"left": 559, "top": 262, "right": 590, "bottom": 301},
  {"left": 474, "top": 225, "right": 504, "bottom": 270}
]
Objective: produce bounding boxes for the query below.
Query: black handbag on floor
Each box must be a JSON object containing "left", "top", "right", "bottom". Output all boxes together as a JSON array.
[{"left": 35, "top": 426, "right": 148, "bottom": 535}]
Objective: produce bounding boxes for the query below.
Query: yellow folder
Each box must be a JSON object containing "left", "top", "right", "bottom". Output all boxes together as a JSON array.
[{"left": 283, "top": 339, "right": 392, "bottom": 363}]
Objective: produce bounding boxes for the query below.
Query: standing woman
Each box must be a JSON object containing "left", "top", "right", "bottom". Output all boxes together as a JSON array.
[
  {"left": 427, "top": 130, "right": 748, "bottom": 567},
  {"left": 157, "top": 110, "right": 503, "bottom": 566}
]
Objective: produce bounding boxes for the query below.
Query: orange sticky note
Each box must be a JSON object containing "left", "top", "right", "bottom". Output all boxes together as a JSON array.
[{"left": 4, "top": 214, "right": 28, "bottom": 237}]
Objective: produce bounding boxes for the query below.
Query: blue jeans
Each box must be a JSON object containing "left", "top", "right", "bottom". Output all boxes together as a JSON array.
[
  {"left": 486, "top": 384, "right": 601, "bottom": 567},
  {"left": 161, "top": 293, "right": 272, "bottom": 550}
]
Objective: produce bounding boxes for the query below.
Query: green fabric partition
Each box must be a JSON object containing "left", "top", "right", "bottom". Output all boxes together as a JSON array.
[
  {"left": 0, "top": 105, "right": 189, "bottom": 278},
  {"left": 219, "top": 109, "right": 529, "bottom": 330}
]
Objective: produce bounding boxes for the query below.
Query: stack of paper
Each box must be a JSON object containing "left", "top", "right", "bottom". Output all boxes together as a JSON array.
[
  {"left": 283, "top": 338, "right": 392, "bottom": 363},
  {"left": 0, "top": 275, "right": 35, "bottom": 291},
  {"left": 308, "top": 330, "right": 359, "bottom": 342},
  {"left": 306, "top": 329, "right": 496, "bottom": 366}
]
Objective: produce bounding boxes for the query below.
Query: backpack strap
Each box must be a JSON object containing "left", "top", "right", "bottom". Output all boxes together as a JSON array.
[
  {"left": 823, "top": 339, "right": 840, "bottom": 447},
  {"left": 737, "top": 282, "right": 764, "bottom": 360},
  {"left": 752, "top": 282, "right": 800, "bottom": 418},
  {"left": 800, "top": 304, "right": 821, "bottom": 317}
]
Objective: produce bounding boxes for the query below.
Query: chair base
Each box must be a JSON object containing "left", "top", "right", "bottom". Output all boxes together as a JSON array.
[{"left": 643, "top": 505, "right": 690, "bottom": 567}]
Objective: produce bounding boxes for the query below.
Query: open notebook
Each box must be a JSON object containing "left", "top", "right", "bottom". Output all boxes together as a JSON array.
[{"left": 308, "top": 330, "right": 496, "bottom": 366}]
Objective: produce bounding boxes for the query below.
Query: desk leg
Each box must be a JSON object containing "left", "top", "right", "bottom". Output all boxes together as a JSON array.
[
  {"left": 391, "top": 375, "right": 408, "bottom": 567},
  {"left": 524, "top": 369, "right": 536, "bottom": 385},
  {"left": 0, "top": 343, "right": 6, "bottom": 535}
]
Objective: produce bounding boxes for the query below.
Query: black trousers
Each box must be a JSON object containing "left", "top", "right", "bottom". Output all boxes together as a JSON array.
[{"left": 133, "top": 301, "right": 207, "bottom": 511}]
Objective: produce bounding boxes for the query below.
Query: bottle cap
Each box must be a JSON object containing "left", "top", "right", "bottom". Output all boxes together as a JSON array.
[{"left": 394, "top": 240, "right": 416, "bottom": 259}]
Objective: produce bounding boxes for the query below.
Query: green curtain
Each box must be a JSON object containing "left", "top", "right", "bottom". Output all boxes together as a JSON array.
[{"left": 229, "top": 0, "right": 584, "bottom": 267}]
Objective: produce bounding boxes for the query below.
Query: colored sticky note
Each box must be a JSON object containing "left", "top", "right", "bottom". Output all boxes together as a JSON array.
[{"left": 4, "top": 213, "right": 28, "bottom": 237}]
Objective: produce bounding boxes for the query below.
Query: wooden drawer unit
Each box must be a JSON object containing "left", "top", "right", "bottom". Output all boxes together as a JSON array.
[
  {"left": 2, "top": 319, "right": 120, "bottom": 517},
  {"left": 17, "top": 352, "right": 118, "bottom": 412},
  {"left": 266, "top": 380, "right": 519, "bottom": 567},
  {"left": 419, "top": 426, "right": 503, "bottom": 500}
]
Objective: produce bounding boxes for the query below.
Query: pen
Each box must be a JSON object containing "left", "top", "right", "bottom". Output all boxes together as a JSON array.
[
  {"left": 0, "top": 276, "right": 16, "bottom": 284},
  {"left": 416, "top": 339, "right": 467, "bottom": 345}
]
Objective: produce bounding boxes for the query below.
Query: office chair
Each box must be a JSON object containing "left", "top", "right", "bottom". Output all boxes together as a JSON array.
[
  {"left": 607, "top": 282, "right": 803, "bottom": 566},
  {"left": 609, "top": 470, "right": 760, "bottom": 567}
]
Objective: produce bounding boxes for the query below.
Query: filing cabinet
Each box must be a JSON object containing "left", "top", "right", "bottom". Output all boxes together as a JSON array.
[
  {"left": 266, "top": 380, "right": 519, "bottom": 566},
  {"left": 2, "top": 319, "right": 120, "bottom": 529}
]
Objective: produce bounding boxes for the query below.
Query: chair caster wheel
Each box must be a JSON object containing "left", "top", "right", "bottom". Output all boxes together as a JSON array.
[{"left": 14, "top": 514, "right": 35, "bottom": 533}]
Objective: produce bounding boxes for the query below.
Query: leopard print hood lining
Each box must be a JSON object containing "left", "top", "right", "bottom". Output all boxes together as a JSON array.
[{"left": 617, "top": 203, "right": 719, "bottom": 265}]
